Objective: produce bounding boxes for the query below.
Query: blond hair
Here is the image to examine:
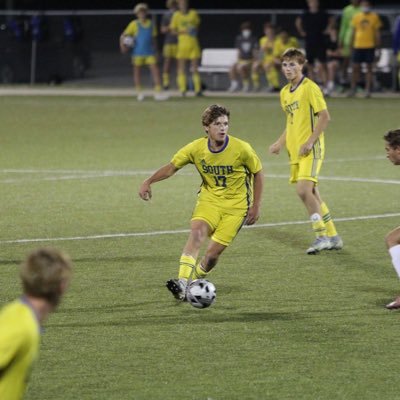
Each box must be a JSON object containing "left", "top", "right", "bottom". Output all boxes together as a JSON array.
[
  {"left": 133, "top": 3, "right": 148, "bottom": 14},
  {"left": 20, "top": 248, "right": 72, "bottom": 306},
  {"left": 281, "top": 48, "right": 306, "bottom": 65}
]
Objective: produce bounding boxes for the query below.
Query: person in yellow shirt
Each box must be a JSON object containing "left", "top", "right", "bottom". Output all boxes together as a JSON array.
[
  {"left": 273, "top": 29, "right": 300, "bottom": 71},
  {"left": 0, "top": 248, "right": 72, "bottom": 400},
  {"left": 251, "top": 22, "right": 280, "bottom": 92},
  {"left": 139, "top": 104, "right": 264, "bottom": 301},
  {"left": 269, "top": 48, "right": 342, "bottom": 254},
  {"left": 170, "top": 0, "right": 202, "bottom": 96},
  {"left": 348, "top": 0, "right": 382, "bottom": 97}
]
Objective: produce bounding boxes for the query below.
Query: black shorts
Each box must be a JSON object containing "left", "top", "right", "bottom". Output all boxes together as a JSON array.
[
  {"left": 305, "top": 43, "right": 327, "bottom": 64},
  {"left": 352, "top": 48, "right": 375, "bottom": 64}
]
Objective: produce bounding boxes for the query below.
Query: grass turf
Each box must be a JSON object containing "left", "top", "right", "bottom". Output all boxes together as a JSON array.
[{"left": 1, "top": 95, "right": 400, "bottom": 399}]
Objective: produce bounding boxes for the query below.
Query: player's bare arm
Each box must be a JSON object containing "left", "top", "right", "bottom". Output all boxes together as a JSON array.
[
  {"left": 299, "top": 109, "right": 331, "bottom": 157},
  {"left": 269, "top": 130, "right": 286, "bottom": 155},
  {"left": 139, "top": 162, "right": 179, "bottom": 201},
  {"left": 245, "top": 169, "right": 264, "bottom": 225}
]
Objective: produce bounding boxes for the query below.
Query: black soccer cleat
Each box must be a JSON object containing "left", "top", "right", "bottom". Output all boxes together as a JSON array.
[{"left": 166, "top": 279, "right": 186, "bottom": 301}]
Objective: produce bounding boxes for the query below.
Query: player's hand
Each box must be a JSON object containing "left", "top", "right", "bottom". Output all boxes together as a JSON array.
[
  {"left": 245, "top": 205, "right": 260, "bottom": 225},
  {"left": 299, "top": 141, "right": 313, "bottom": 157},
  {"left": 138, "top": 181, "right": 152, "bottom": 201},
  {"left": 269, "top": 142, "right": 281, "bottom": 155}
]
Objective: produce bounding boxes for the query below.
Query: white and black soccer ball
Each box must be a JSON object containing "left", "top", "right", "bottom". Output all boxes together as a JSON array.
[
  {"left": 122, "top": 35, "right": 135, "bottom": 48},
  {"left": 187, "top": 279, "right": 216, "bottom": 309}
]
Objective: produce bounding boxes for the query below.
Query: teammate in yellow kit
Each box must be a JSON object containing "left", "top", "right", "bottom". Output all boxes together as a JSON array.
[
  {"left": 269, "top": 48, "right": 342, "bottom": 254},
  {"left": 169, "top": 0, "right": 202, "bottom": 96},
  {"left": 138, "top": 104, "right": 264, "bottom": 300},
  {"left": 0, "top": 248, "right": 72, "bottom": 400}
]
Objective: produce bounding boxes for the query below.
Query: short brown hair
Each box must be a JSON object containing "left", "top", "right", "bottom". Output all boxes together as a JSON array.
[
  {"left": 201, "top": 104, "right": 230, "bottom": 127},
  {"left": 281, "top": 48, "right": 306, "bottom": 64},
  {"left": 384, "top": 129, "right": 400, "bottom": 149},
  {"left": 20, "top": 248, "right": 72, "bottom": 306}
]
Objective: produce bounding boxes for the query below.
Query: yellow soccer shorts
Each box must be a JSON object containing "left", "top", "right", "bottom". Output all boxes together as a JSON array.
[
  {"left": 163, "top": 43, "right": 178, "bottom": 58},
  {"left": 289, "top": 154, "right": 323, "bottom": 184},
  {"left": 132, "top": 55, "right": 156, "bottom": 66},
  {"left": 176, "top": 39, "right": 201, "bottom": 60},
  {"left": 191, "top": 200, "right": 247, "bottom": 247}
]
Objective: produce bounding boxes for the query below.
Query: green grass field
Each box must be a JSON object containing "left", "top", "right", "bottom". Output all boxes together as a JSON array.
[{"left": 1, "top": 94, "right": 400, "bottom": 400}]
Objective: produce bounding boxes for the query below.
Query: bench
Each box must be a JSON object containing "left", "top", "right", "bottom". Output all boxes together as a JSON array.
[{"left": 198, "top": 48, "right": 237, "bottom": 90}]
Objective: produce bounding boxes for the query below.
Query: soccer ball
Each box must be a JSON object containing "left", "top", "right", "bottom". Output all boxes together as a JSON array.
[
  {"left": 187, "top": 279, "right": 216, "bottom": 309},
  {"left": 122, "top": 35, "right": 135, "bottom": 48}
]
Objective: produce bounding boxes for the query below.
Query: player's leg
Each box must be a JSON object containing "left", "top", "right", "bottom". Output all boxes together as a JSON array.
[
  {"left": 176, "top": 57, "right": 187, "bottom": 95},
  {"left": 264, "top": 61, "right": 280, "bottom": 91},
  {"left": 133, "top": 62, "right": 144, "bottom": 101},
  {"left": 313, "top": 186, "right": 343, "bottom": 250},
  {"left": 364, "top": 62, "right": 373, "bottom": 97},
  {"left": 193, "top": 212, "right": 246, "bottom": 280},
  {"left": 251, "top": 61, "right": 261, "bottom": 91},
  {"left": 349, "top": 59, "right": 360, "bottom": 96},
  {"left": 228, "top": 63, "right": 239, "bottom": 91},
  {"left": 190, "top": 57, "right": 202, "bottom": 95},
  {"left": 385, "top": 226, "right": 400, "bottom": 309},
  {"left": 239, "top": 62, "right": 251, "bottom": 92}
]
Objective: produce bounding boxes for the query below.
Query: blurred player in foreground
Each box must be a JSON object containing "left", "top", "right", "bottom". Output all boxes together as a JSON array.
[
  {"left": 383, "top": 129, "right": 400, "bottom": 309},
  {"left": 139, "top": 104, "right": 264, "bottom": 300},
  {"left": 120, "top": 3, "right": 167, "bottom": 101},
  {"left": 0, "top": 248, "right": 72, "bottom": 400},
  {"left": 269, "top": 48, "right": 342, "bottom": 254}
]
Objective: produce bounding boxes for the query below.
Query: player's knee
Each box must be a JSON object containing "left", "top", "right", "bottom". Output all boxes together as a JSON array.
[{"left": 190, "top": 227, "right": 207, "bottom": 246}]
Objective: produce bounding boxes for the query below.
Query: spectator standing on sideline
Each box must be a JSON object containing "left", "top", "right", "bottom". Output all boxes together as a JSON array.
[
  {"left": 295, "top": 0, "right": 334, "bottom": 94},
  {"left": 228, "top": 21, "right": 259, "bottom": 92},
  {"left": 170, "top": 0, "right": 202, "bottom": 96},
  {"left": 120, "top": 3, "right": 167, "bottom": 101},
  {"left": 348, "top": 0, "right": 382, "bottom": 98},
  {"left": 160, "top": 0, "right": 178, "bottom": 90},
  {"left": 0, "top": 248, "right": 72, "bottom": 400},
  {"left": 326, "top": 24, "right": 343, "bottom": 95},
  {"left": 338, "top": 0, "right": 361, "bottom": 85}
]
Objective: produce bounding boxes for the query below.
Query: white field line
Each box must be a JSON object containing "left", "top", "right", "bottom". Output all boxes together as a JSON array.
[
  {"left": 1, "top": 212, "right": 400, "bottom": 245},
  {"left": 0, "top": 171, "right": 398, "bottom": 185}
]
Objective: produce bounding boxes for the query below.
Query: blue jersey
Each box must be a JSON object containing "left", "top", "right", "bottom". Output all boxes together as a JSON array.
[{"left": 123, "top": 19, "right": 157, "bottom": 57}]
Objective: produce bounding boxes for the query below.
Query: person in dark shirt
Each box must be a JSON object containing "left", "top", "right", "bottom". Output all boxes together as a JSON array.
[
  {"left": 295, "top": 0, "right": 334, "bottom": 94},
  {"left": 228, "top": 21, "right": 259, "bottom": 92}
]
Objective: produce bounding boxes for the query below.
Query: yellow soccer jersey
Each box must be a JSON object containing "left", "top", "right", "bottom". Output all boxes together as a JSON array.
[
  {"left": 351, "top": 12, "right": 382, "bottom": 49},
  {"left": 259, "top": 36, "right": 276, "bottom": 62},
  {"left": 0, "top": 299, "right": 40, "bottom": 400},
  {"left": 273, "top": 36, "right": 299, "bottom": 58},
  {"left": 280, "top": 77, "right": 327, "bottom": 164},
  {"left": 171, "top": 135, "right": 262, "bottom": 211},
  {"left": 170, "top": 9, "right": 200, "bottom": 44}
]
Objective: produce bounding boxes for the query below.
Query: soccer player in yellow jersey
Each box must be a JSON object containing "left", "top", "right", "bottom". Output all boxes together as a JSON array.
[
  {"left": 269, "top": 48, "right": 342, "bottom": 254},
  {"left": 349, "top": 0, "right": 382, "bottom": 97},
  {"left": 139, "top": 104, "right": 264, "bottom": 300},
  {"left": 0, "top": 248, "right": 72, "bottom": 400},
  {"left": 382, "top": 130, "right": 400, "bottom": 309},
  {"left": 170, "top": 0, "right": 202, "bottom": 96}
]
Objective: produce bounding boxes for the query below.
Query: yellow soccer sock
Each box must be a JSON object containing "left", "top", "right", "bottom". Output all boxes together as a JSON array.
[
  {"left": 162, "top": 72, "right": 169, "bottom": 88},
  {"left": 266, "top": 67, "right": 279, "bottom": 89},
  {"left": 251, "top": 72, "right": 260, "bottom": 90},
  {"left": 320, "top": 202, "right": 338, "bottom": 237},
  {"left": 154, "top": 84, "right": 161, "bottom": 92},
  {"left": 177, "top": 72, "right": 187, "bottom": 93},
  {"left": 311, "top": 213, "right": 327, "bottom": 238},
  {"left": 193, "top": 262, "right": 208, "bottom": 280},
  {"left": 192, "top": 72, "right": 201, "bottom": 93},
  {"left": 178, "top": 254, "right": 196, "bottom": 280}
]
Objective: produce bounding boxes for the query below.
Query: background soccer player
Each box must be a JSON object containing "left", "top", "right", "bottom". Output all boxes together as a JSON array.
[
  {"left": 383, "top": 129, "right": 400, "bottom": 309},
  {"left": 120, "top": 3, "right": 166, "bottom": 101},
  {"left": 138, "top": 104, "right": 264, "bottom": 301},
  {"left": 0, "top": 248, "right": 72, "bottom": 400},
  {"left": 269, "top": 48, "right": 342, "bottom": 254},
  {"left": 169, "top": 0, "right": 202, "bottom": 96}
]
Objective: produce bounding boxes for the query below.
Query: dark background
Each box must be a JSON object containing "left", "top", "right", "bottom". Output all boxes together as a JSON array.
[{"left": 2, "top": 0, "right": 400, "bottom": 10}]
